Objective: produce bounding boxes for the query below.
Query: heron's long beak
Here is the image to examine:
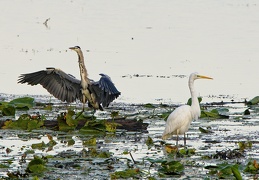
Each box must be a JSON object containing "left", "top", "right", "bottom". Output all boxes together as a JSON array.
[
  {"left": 69, "top": 47, "right": 76, "bottom": 50},
  {"left": 197, "top": 75, "right": 213, "bottom": 80}
]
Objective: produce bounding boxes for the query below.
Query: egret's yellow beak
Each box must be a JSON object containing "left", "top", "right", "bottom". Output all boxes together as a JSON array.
[{"left": 197, "top": 75, "right": 213, "bottom": 80}]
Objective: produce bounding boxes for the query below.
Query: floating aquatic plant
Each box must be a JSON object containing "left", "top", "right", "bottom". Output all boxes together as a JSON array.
[
  {"left": 205, "top": 163, "right": 242, "bottom": 179},
  {"left": 2, "top": 114, "right": 44, "bottom": 131},
  {"left": 110, "top": 168, "right": 141, "bottom": 179},
  {"left": 159, "top": 160, "right": 184, "bottom": 176},
  {"left": 244, "top": 160, "right": 259, "bottom": 173},
  {"left": 247, "top": 96, "right": 259, "bottom": 105},
  {"left": 26, "top": 156, "right": 47, "bottom": 175}
]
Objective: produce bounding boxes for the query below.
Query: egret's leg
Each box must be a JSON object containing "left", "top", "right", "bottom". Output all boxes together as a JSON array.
[
  {"left": 176, "top": 134, "right": 179, "bottom": 147},
  {"left": 184, "top": 133, "right": 186, "bottom": 148}
]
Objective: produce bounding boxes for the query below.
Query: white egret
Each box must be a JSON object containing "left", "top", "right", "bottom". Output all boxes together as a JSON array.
[{"left": 162, "top": 72, "right": 213, "bottom": 147}]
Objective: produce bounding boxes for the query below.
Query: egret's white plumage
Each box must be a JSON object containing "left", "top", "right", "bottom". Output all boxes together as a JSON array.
[{"left": 162, "top": 72, "right": 212, "bottom": 146}]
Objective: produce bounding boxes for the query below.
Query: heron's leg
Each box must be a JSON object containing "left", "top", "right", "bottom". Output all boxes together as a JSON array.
[
  {"left": 91, "top": 109, "right": 96, "bottom": 119},
  {"left": 82, "top": 103, "right": 85, "bottom": 112},
  {"left": 75, "top": 110, "right": 83, "bottom": 119}
]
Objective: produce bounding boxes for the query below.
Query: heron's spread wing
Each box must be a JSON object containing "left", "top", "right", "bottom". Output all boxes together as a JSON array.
[
  {"left": 90, "top": 74, "right": 120, "bottom": 107},
  {"left": 18, "top": 68, "right": 82, "bottom": 103}
]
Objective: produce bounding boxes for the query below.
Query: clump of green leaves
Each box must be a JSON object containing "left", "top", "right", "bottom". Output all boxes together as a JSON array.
[
  {"left": 82, "top": 137, "right": 96, "bottom": 146},
  {"left": 0, "top": 97, "right": 35, "bottom": 116},
  {"left": 2, "top": 114, "right": 44, "bottom": 131},
  {"left": 0, "top": 163, "right": 9, "bottom": 168},
  {"left": 105, "top": 121, "right": 121, "bottom": 133},
  {"left": 143, "top": 103, "right": 156, "bottom": 108},
  {"left": 80, "top": 148, "right": 112, "bottom": 158},
  {"left": 238, "top": 141, "right": 252, "bottom": 151},
  {"left": 26, "top": 156, "right": 47, "bottom": 175},
  {"left": 57, "top": 110, "right": 79, "bottom": 131},
  {"left": 79, "top": 119, "right": 107, "bottom": 136},
  {"left": 1, "top": 105, "right": 15, "bottom": 116},
  {"left": 244, "top": 160, "right": 259, "bottom": 173},
  {"left": 110, "top": 168, "right": 141, "bottom": 179},
  {"left": 145, "top": 136, "right": 154, "bottom": 150},
  {"left": 199, "top": 126, "right": 213, "bottom": 133},
  {"left": 205, "top": 163, "right": 242, "bottom": 179},
  {"left": 159, "top": 160, "right": 184, "bottom": 175},
  {"left": 9, "top": 97, "right": 34, "bottom": 109},
  {"left": 247, "top": 96, "right": 259, "bottom": 105},
  {"left": 201, "top": 108, "right": 229, "bottom": 119},
  {"left": 31, "top": 135, "right": 57, "bottom": 150}
]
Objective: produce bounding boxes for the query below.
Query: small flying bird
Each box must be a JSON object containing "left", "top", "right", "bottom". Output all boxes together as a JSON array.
[
  {"left": 18, "top": 46, "right": 121, "bottom": 111},
  {"left": 162, "top": 72, "right": 213, "bottom": 147}
]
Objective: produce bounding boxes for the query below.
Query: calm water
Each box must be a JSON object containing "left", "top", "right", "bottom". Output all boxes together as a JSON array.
[{"left": 1, "top": 0, "right": 259, "bottom": 104}]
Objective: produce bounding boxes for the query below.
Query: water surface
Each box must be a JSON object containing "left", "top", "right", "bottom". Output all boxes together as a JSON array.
[{"left": 1, "top": 0, "right": 259, "bottom": 104}]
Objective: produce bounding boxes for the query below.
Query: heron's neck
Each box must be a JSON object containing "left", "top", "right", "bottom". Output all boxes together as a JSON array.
[{"left": 77, "top": 50, "right": 90, "bottom": 86}]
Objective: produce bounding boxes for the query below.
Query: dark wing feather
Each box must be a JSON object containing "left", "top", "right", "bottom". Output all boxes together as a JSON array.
[
  {"left": 90, "top": 74, "right": 120, "bottom": 107},
  {"left": 18, "top": 68, "right": 82, "bottom": 103}
]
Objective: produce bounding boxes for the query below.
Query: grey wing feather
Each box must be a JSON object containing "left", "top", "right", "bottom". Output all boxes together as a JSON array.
[
  {"left": 18, "top": 68, "right": 82, "bottom": 103},
  {"left": 90, "top": 74, "right": 120, "bottom": 107}
]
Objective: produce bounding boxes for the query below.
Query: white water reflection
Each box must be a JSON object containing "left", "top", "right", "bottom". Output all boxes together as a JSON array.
[{"left": 1, "top": 0, "right": 259, "bottom": 104}]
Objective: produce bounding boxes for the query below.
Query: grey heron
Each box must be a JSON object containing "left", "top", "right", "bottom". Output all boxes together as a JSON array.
[
  {"left": 162, "top": 72, "right": 212, "bottom": 147},
  {"left": 18, "top": 46, "right": 121, "bottom": 111}
]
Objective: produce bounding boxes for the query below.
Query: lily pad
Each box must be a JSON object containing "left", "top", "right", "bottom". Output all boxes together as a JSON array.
[
  {"left": 145, "top": 136, "right": 154, "bottom": 150},
  {"left": 244, "top": 160, "right": 259, "bottom": 173},
  {"left": 201, "top": 108, "right": 229, "bottom": 119},
  {"left": 110, "top": 168, "right": 140, "bottom": 179},
  {"left": 26, "top": 156, "right": 46, "bottom": 174},
  {"left": 159, "top": 160, "right": 184, "bottom": 175},
  {"left": 2, "top": 105, "right": 15, "bottom": 116},
  {"left": 205, "top": 163, "right": 241, "bottom": 179},
  {"left": 247, "top": 96, "right": 259, "bottom": 105},
  {"left": 9, "top": 97, "right": 34, "bottom": 110},
  {"left": 79, "top": 120, "right": 106, "bottom": 136},
  {"left": 3, "top": 114, "right": 44, "bottom": 131}
]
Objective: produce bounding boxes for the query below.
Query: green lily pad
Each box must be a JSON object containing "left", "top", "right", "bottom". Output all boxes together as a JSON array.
[
  {"left": 26, "top": 156, "right": 46, "bottom": 174},
  {"left": 159, "top": 160, "right": 184, "bottom": 175},
  {"left": 2, "top": 105, "right": 15, "bottom": 116},
  {"left": 31, "top": 141, "right": 46, "bottom": 150},
  {"left": 143, "top": 103, "right": 156, "bottom": 108},
  {"left": 201, "top": 108, "right": 229, "bottom": 119},
  {"left": 9, "top": 97, "right": 34, "bottom": 110},
  {"left": 244, "top": 160, "right": 259, "bottom": 173},
  {"left": 247, "top": 96, "right": 259, "bottom": 105},
  {"left": 79, "top": 120, "right": 106, "bottom": 136},
  {"left": 205, "top": 163, "right": 241, "bottom": 179},
  {"left": 110, "top": 169, "right": 140, "bottom": 179},
  {"left": 145, "top": 136, "right": 154, "bottom": 150}
]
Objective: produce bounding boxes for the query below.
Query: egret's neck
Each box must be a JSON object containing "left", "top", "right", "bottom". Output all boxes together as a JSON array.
[
  {"left": 77, "top": 50, "right": 90, "bottom": 87},
  {"left": 189, "top": 79, "right": 200, "bottom": 118}
]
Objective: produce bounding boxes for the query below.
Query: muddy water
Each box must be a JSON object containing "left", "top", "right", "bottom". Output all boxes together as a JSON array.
[
  {"left": 0, "top": 97, "right": 259, "bottom": 179},
  {"left": 1, "top": 0, "right": 259, "bottom": 104}
]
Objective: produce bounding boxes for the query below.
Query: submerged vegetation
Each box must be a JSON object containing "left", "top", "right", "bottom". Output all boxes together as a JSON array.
[{"left": 0, "top": 95, "right": 259, "bottom": 179}]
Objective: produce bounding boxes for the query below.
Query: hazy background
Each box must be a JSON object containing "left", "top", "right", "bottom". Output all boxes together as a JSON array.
[{"left": 1, "top": 0, "right": 259, "bottom": 104}]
